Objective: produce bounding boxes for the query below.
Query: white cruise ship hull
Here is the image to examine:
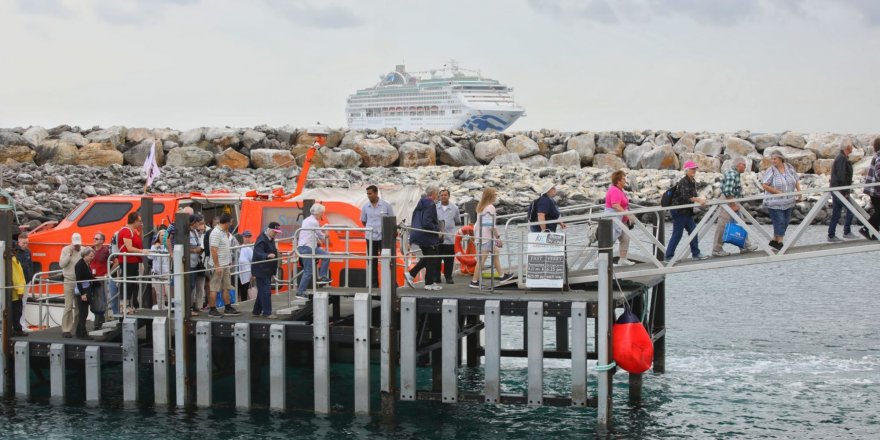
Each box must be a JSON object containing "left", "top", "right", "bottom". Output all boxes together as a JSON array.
[{"left": 349, "top": 109, "right": 524, "bottom": 132}]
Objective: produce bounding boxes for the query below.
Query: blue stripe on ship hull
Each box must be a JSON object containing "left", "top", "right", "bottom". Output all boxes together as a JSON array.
[{"left": 462, "top": 114, "right": 511, "bottom": 132}]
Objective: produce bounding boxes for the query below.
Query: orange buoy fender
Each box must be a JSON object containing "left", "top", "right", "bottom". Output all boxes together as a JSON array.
[
  {"left": 612, "top": 308, "right": 654, "bottom": 374},
  {"left": 454, "top": 225, "right": 477, "bottom": 269}
]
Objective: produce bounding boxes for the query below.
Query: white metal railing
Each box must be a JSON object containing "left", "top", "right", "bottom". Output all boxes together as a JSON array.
[{"left": 292, "top": 226, "right": 376, "bottom": 299}]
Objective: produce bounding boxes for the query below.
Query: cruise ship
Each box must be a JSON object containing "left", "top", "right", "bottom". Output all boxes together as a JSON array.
[{"left": 345, "top": 61, "right": 525, "bottom": 132}]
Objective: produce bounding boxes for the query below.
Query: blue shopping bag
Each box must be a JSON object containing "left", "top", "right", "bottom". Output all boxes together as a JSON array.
[{"left": 722, "top": 222, "right": 747, "bottom": 248}]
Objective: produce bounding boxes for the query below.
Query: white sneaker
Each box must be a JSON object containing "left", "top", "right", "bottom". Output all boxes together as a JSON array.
[
  {"left": 712, "top": 250, "right": 729, "bottom": 257},
  {"left": 617, "top": 258, "right": 635, "bottom": 266},
  {"left": 424, "top": 284, "right": 442, "bottom": 291},
  {"left": 404, "top": 271, "right": 415, "bottom": 288},
  {"left": 741, "top": 244, "right": 758, "bottom": 253}
]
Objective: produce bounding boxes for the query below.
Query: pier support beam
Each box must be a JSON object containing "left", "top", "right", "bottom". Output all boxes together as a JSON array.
[
  {"left": 153, "top": 317, "right": 170, "bottom": 406},
  {"left": 172, "top": 235, "right": 192, "bottom": 407},
  {"left": 313, "top": 292, "right": 330, "bottom": 414},
  {"left": 123, "top": 317, "right": 138, "bottom": 403},
  {"left": 269, "top": 324, "right": 286, "bottom": 411},
  {"left": 85, "top": 346, "right": 101, "bottom": 406},
  {"left": 527, "top": 301, "right": 544, "bottom": 406},
  {"left": 441, "top": 299, "right": 458, "bottom": 403},
  {"left": 49, "top": 343, "right": 66, "bottom": 402},
  {"left": 354, "top": 293, "right": 371, "bottom": 414},
  {"left": 0, "top": 236, "right": 12, "bottom": 397},
  {"left": 400, "top": 297, "right": 416, "bottom": 401},
  {"left": 484, "top": 300, "right": 501, "bottom": 404},
  {"left": 597, "top": 218, "right": 614, "bottom": 429},
  {"left": 379, "top": 215, "right": 399, "bottom": 420},
  {"left": 465, "top": 315, "right": 480, "bottom": 367},
  {"left": 234, "top": 322, "right": 251, "bottom": 410},
  {"left": 571, "top": 302, "right": 588, "bottom": 407},
  {"left": 653, "top": 213, "right": 666, "bottom": 374},
  {"left": 556, "top": 316, "right": 569, "bottom": 352},
  {"left": 14, "top": 341, "right": 28, "bottom": 398},
  {"left": 196, "top": 321, "right": 212, "bottom": 407}
]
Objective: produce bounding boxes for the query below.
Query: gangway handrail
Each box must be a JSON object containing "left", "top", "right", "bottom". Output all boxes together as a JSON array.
[{"left": 292, "top": 226, "right": 377, "bottom": 299}]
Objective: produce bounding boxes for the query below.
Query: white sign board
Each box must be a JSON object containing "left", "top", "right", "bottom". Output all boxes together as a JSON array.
[{"left": 525, "top": 232, "right": 566, "bottom": 289}]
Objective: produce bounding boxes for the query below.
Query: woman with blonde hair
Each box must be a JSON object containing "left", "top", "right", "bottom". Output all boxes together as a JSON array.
[{"left": 470, "top": 188, "right": 515, "bottom": 289}]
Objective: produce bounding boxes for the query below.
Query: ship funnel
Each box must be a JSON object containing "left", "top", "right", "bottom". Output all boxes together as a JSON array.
[{"left": 395, "top": 64, "right": 406, "bottom": 74}]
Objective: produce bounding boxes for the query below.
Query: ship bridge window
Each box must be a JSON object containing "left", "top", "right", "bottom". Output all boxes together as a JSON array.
[
  {"left": 66, "top": 201, "right": 89, "bottom": 222},
  {"left": 77, "top": 202, "right": 134, "bottom": 227}
]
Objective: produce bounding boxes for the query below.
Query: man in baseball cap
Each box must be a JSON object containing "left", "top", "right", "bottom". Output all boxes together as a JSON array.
[
  {"left": 251, "top": 221, "right": 282, "bottom": 318},
  {"left": 664, "top": 160, "right": 709, "bottom": 262}
]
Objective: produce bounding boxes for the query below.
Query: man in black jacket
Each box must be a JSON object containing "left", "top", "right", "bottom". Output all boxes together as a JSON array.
[
  {"left": 12, "top": 232, "right": 33, "bottom": 336},
  {"left": 405, "top": 185, "right": 442, "bottom": 290},
  {"left": 251, "top": 221, "right": 281, "bottom": 318},
  {"left": 828, "top": 138, "right": 855, "bottom": 242}
]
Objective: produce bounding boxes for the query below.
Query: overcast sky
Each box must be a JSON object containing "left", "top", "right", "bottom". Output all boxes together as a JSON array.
[{"left": 2, "top": 0, "right": 878, "bottom": 133}]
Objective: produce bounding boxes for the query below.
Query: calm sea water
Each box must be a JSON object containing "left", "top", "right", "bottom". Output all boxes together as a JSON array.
[{"left": 2, "top": 226, "right": 878, "bottom": 439}]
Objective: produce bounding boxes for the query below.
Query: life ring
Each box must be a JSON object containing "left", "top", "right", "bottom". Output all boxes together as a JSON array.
[{"left": 454, "top": 225, "right": 477, "bottom": 274}]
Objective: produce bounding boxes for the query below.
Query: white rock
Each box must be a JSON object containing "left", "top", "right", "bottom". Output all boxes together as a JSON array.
[
  {"left": 566, "top": 133, "right": 595, "bottom": 165},
  {"left": 474, "top": 139, "right": 509, "bottom": 163},
  {"left": 505, "top": 134, "right": 540, "bottom": 158}
]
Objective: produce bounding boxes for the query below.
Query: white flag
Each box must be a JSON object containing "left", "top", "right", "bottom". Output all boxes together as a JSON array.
[{"left": 142, "top": 141, "right": 161, "bottom": 187}]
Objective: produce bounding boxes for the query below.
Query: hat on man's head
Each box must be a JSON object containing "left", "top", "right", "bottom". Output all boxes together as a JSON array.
[
  {"left": 71, "top": 233, "right": 82, "bottom": 245},
  {"left": 683, "top": 161, "right": 699, "bottom": 171},
  {"left": 242, "top": 230, "right": 253, "bottom": 237},
  {"left": 267, "top": 222, "right": 282, "bottom": 233},
  {"left": 539, "top": 180, "right": 556, "bottom": 195}
]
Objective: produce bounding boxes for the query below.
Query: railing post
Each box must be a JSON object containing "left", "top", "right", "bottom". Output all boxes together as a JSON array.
[
  {"left": 380, "top": 215, "right": 398, "bottom": 420},
  {"left": 597, "top": 218, "right": 614, "bottom": 430},
  {"left": 652, "top": 213, "right": 666, "bottom": 374},
  {"left": 1, "top": 213, "right": 14, "bottom": 396},
  {"left": 140, "top": 197, "right": 154, "bottom": 309},
  {"left": 173, "top": 239, "right": 191, "bottom": 406}
]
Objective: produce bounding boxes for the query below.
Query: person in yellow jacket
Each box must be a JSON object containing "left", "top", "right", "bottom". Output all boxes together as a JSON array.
[{"left": 11, "top": 255, "right": 27, "bottom": 336}]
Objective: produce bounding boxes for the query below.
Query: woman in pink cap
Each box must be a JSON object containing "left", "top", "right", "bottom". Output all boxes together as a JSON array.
[{"left": 664, "top": 161, "right": 709, "bottom": 262}]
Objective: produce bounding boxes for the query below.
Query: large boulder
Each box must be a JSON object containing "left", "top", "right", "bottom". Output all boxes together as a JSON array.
[
  {"left": 854, "top": 156, "right": 873, "bottom": 176},
  {"left": 813, "top": 158, "right": 834, "bottom": 175},
  {"left": 522, "top": 155, "right": 550, "bottom": 168},
  {"left": 694, "top": 138, "right": 724, "bottom": 157},
  {"left": 123, "top": 140, "right": 165, "bottom": 167},
  {"left": 548, "top": 150, "right": 580, "bottom": 169},
  {"left": 250, "top": 148, "right": 294, "bottom": 169},
  {"left": 723, "top": 137, "right": 757, "bottom": 158},
  {"left": 321, "top": 147, "right": 362, "bottom": 169},
  {"left": 205, "top": 127, "right": 240, "bottom": 149},
  {"left": 592, "top": 153, "right": 627, "bottom": 170},
  {"left": 35, "top": 139, "right": 78, "bottom": 165},
  {"left": 296, "top": 129, "right": 344, "bottom": 149},
  {"left": 596, "top": 132, "right": 625, "bottom": 156},
  {"left": 77, "top": 143, "right": 124, "bottom": 167},
  {"left": 353, "top": 137, "right": 398, "bottom": 167},
  {"left": 673, "top": 132, "right": 697, "bottom": 155},
  {"left": 241, "top": 129, "right": 266, "bottom": 149},
  {"left": 505, "top": 134, "right": 540, "bottom": 158},
  {"left": 398, "top": 142, "right": 436, "bottom": 167},
  {"left": 339, "top": 131, "right": 363, "bottom": 150},
  {"left": 439, "top": 146, "right": 481, "bottom": 166},
  {"left": 215, "top": 148, "right": 250, "bottom": 169},
  {"left": 180, "top": 127, "right": 205, "bottom": 146},
  {"left": 165, "top": 146, "right": 214, "bottom": 167},
  {"left": 126, "top": 127, "right": 155, "bottom": 144},
  {"left": 679, "top": 152, "right": 721, "bottom": 173},
  {"left": 474, "top": 139, "right": 509, "bottom": 163},
  {"left": 0, "top": 131, "right": 30, "bottom": 146},
  {"left": 275, "top": 124, "right": 298, "bottom": 144},
  {"left": 566, "top": 133, "right": 595, "bottom": 165},
  {"left": 153, "top": 128, "right": 180, "bottom": 143},
  {"left": 489, "top": 152, "right": 521, "bottom": 167},
  {"left": 749, "top": 133, "right": 779, "bottom": 152},
  {"left": 639, "top": 145, "right": 679, "bottom": 170},
  {"left": 59, "top": 131, "right": 88, "bottom": 147},
  {"left": 805, "top": 135, "right": 852, "bottom": 159},
  {"left": 23, "top": 126, "right": 49, "bottom": 146},
  {"left": 85, "top": 126, "right": 127, "bottom": 148},
  {"left": 764, "top": 146, "right": 816, "bottom": 173},
  {"left": 290, "top": 144, "right": 325, "bottom": 167},
  {"left": 623, "top": 143, "right": 653, "bottom": 169},
  {"left": 0, "top": 145, "right": 36, "bottom": 164},
  {"left": 780, "top": 131, "right": 806, "bottom": 149}
]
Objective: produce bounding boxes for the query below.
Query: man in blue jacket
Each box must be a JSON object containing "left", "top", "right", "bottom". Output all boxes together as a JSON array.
[
  {"left": 251, "top": 221, "right": 281, "bottom": 318},
  {"left": 406, "top": 185, "right": 442, "bottom": 290}
]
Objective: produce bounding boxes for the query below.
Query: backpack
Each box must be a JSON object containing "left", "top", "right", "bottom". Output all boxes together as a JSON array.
[
  {"left": 660, "top": 184, "right": 677, "bottom": 207},
  {"left": 202, "top": 228, "right": 214, "bottom": 270},
  {"left": 110, "top": 230, "right": 121, "bottom": 255}
]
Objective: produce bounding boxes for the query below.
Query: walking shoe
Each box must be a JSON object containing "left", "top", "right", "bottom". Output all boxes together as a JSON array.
[
  {"left": 224, "top": 306, "right": 241, "bottom": 316},
  {"left": 692, "top": 254, "right": 708, "bottom": 260},
  {"left": 62, "top": 332, "right": 72, "bottom": 338},
  {"left": 208, "top": 308, "right": 223, "bottom": 318},
  {"left": 264, "top": 314, "right": 279, "bottom": 320},
  {"left": 296, "top": 291, "right": 308, "bottom": 299},
  {"left": 741, "top": 244, "right": 758, "bottom": 253},
  {"left": 842, "top": 232, "right": 857, "bottom": 239},
  {"left": 711, "top": 250, "right": 730, "bottom": 257},
  {"left": 500, "top": 272, "right": 517, "bottom": 282},
  {"left": 827, "top": 235, "right": 842, "bottom": 243},
  {"left": 424, "top": 284, "right": 442, "bottom": 291},
  {"left": 404, "top": 271, "right": 415, "bottom": 288},
  {"left": 469, "top": 280, "right": 481, "bottom": 289},
  {"left": 445, "top": 278, "right": 454, "bottom": 285},
  {"left": 616, "top": 258, "right": 636, "bottom": 266},
  {"left": 768, "top": 240, "right": 782, "bottom": 250},
  {"left": 859, "top": 227, "right": 875, "bottom": 240},
  {"left": 317, "top": 277, "right": 332, "bottom": 285}
]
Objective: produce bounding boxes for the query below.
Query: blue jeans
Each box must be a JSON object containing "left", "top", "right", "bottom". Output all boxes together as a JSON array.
[
  {"left": 828, "top": 193, "right": 854, "bottom": 237},
  {"left": 665, "top": 211, "right": 701, "bottom": 260},
  {"left": 297, "top": 246, "right": 330, "bottom": 294},
  {"left": 108, "top": 277, "right": 119, "bottom": 315},
  {"left": 768, "top": 207, "right": 793, "bottom": 238},
  {"left": 252, "top": 275, "right": 272, "bottom": 316}
]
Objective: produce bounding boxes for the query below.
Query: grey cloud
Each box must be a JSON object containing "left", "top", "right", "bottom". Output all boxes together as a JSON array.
[
  {"left": 261, "top": 0, "right": 364, "bottom": 29},
  {"left": 92, "top": 0, "right": 201, "bottom": 26},
  {"left": 840, "top": 0, "right": 880, "bottom": 26},
  {"left": 15, "top": 0, "right": 73, "bottom": 18}
]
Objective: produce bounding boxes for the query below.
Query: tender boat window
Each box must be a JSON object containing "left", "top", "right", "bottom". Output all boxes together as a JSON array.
[
  {"left": 66, "top": 201, "right": 90, "bottom": 222},
  {"left": 78, "top": 202, "right": 134, "bottom": 227}
]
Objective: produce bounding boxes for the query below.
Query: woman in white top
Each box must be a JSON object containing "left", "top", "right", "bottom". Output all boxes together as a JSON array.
[
  {"left": 149, "top": 229, "right": 170, "bottom": 308},
  {"left": 470, "top": 188, "right": 515, "bottom": 289}
]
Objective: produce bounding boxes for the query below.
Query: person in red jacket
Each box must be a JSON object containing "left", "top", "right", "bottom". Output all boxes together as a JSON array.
[{"left": 118, "top": 212, "right": 150, "bottom": 314}]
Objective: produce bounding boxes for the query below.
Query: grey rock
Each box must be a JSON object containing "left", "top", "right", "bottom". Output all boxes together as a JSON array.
[
  {"left": 749, "top": 133, "right": 779, "bottom": 152},
  {"left": 35, "top": 139, "right": 78, "bottom": 165},
  {"left": 321, "top": 147, "right": 363, "bottom": 169},
  {"left": 166, "top": 146, "right": 214, "bottom": 167},
  {"left": 180, "top": 127, "right": 205, "bottom": 146},
  {"left": 250, "top": 148, "right": 294, "bottom": 169},
  {"left": 126, "top": 127, "right": 155, "bottom": 144},
  {"left": 673, "top": 133, "right": 697, "bottom": 155},
  {"left": 85, "top": 126, "right": 127, "bottom": 148},
  {"left": 764, "top": 146, "right": 816, "bottom": 173},
  {"left": 474, "top": 139, "right": 509, "bottom": 163},
  {"left": 596, "top": 133, "right": 625, "bottom": 156},
  {"left": 780, "top": 131, "right": 806, "bottom": 149},
  {"left": 439, "top": 146, "right": 481, "bottom": 166},
  {"left": 399, "top": 142, "right": 436, "bottom": 167},
  {"left": 723, "top": 137, "right": 757, "bottom": 158},
  {"left": 489, "top": 152, "right": 521, "bottom": 167},
  {"left": 679, "top": 152, "right": 721, "bottom": 173},
  {"left": 522, "top": 155, "right": 550, "bottom": 168},
  {"left": 0, "top": 131, "right": 30, "bottom": 146},
  {"left": 505, "top": 134, "right": 540, "bottom": 158},
  {"left": 0, "top": 144, "right": 36, "bottom": 164},
  {"left": 83, "top": 185, "right": 98, "bottom": 196},
  {"left": 548, "top": 150, "right": 580, "bottom": 169},
  {"left": 694, "top": 138, "right": 724, "bottom": 157},
  {"left": 353, "top": 137, "right": 398, "bottom": 167},
  {"left": 623, "top": 143, "right": 653, "bottom": 169},
  {"left": 275, "top": 124, "right": 298, "bottom": 144},
  {"left": 241, "top": 129, "right": 267, "bottom": 149},
  {"left": 592, "top": 153, "right": 627, "bottom": 170},
  {"left": 639, "top": 145, "right": 679, "bottom": 170},
  {"left": 59, "top": 131, "right": 89, "bottom": 147},
  {"left": 123, "top": 140, "right": 165, "bottom": 167},
  {"left": 566, "top": 133, "right": 595, "bottom": 165},
  {"left": 23, "top": 126, "right": 49, "bottom": 146}
]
